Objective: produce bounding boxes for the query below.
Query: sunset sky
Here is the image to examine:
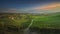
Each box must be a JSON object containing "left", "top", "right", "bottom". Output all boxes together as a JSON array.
[{"left": 0, "top": 0, "right": 60, "bottom": 13}]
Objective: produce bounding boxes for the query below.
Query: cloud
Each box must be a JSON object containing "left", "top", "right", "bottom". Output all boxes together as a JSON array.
[
  {"left": 0, "top": 8, "right": 17, "bottom": 13},
  {"left": 0, "top": 2, "right": 60, "bottom": 13},
  {"left": 34, "top": 2, "right": 60, "bottom": 10}
]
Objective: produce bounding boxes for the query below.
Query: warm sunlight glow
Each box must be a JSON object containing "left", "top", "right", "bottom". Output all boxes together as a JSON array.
[{"left": 35, "top": 3, "right": 60, "bottom": 10}]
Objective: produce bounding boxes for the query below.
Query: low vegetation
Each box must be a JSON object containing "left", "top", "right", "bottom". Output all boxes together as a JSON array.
[{"left": 0, "top": 13, "right": 60, "bottom": 34}]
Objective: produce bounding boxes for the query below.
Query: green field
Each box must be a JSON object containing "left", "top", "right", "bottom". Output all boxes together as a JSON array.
[{"left": 0, "top": 13, "right": 60, "bottom": 34}]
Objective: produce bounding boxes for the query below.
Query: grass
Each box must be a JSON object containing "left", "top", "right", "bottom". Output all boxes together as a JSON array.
[
  {"left": 0, "top": 13, "right": 60, "bottom": 28},
  {"left": 0, "top": 13, "right": 60, "bottom": 34}
]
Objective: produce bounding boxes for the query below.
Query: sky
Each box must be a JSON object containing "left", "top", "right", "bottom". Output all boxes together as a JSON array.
[{"left": 0, "top": 0, "right": 60, "bottom": 13}]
